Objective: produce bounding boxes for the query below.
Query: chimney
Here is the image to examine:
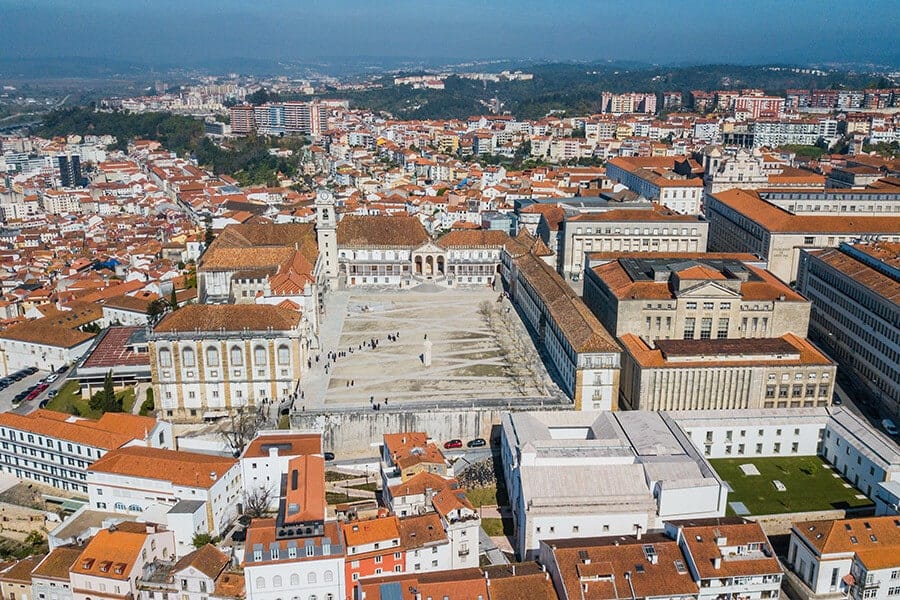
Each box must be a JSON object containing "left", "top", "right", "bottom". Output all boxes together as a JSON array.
[
  {"left": 635, "top": 524, "right": 642, "bottom": 540},
  {"left": 145, "top": 523, "right": 156, "bottom": 534},
  {"left": 713, "top": 556, "right": 722, "bottom": 570},
  {"left": 210, "top": 471, "right": 218, "bottom": 481}
]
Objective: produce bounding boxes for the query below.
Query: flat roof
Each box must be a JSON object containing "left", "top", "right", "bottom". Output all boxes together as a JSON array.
[{"left": 827, "top": 408, "right": 900, "bottom": 473}]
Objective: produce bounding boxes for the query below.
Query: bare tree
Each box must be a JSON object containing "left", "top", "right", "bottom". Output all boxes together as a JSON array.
[
  {"left": 221, "top": 407, "right": 266, "bottom": 457},
  {"left": 243, "top": 485, "right": 275, "bottom": 518}
]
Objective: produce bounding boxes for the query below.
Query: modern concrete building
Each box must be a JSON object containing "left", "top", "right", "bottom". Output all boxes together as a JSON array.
[
  {"left": 558, "top": 204, "right": 709, "bottom": 278},
  {"left": 240, "top": 431, "right": 323, "bottom": 510},
  {"left": 618, "top": 334, "right": 836, "bottom": 411},
  {"left": 149, "top": 304, "right": 308, "bottom": 423},
  {"left": 583, "top": 252, "right": 810, "bottom": 342},
  {"left": 500, "top": 410, "right": 728, "bottom": 560},
  {"left": 821, "top": 408, "right": 900, "bottom": 501},
  {"left": 705, "top": 188, "right": 900, "bottom": 283},
  {"left": 797, "top": 242, "right": 899, "bottom": 420}
]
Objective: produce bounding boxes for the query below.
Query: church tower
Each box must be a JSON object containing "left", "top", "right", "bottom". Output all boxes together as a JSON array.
[{"left": 315, "top": 188, "right": 338, "bottom": 283}]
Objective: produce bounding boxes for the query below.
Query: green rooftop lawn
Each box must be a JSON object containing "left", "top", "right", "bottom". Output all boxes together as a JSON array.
[{"left": 709, "top": 456, "right": 874, "bottom": 516}]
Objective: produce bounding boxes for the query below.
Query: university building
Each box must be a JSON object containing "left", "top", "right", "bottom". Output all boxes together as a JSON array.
[
  {"left": 149, "top": 304, "right": 308, "bottom": 422},
  {"left": 796, "top": 242, "right": 899, "bottom": 420}
]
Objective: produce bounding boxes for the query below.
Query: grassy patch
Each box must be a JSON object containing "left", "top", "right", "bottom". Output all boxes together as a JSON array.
[
  {"left": 710, "top": 456, "right": 874, "bottom": 515},
  {"left": 325, "top": 492, "right": 354, "bottom": 504},
  {"left": 278, "top": 415, "right": 290, "bottom": 429},
  {"left": 481, "top": 517, "right": 514, "bottom": 537},
  {"left": 44, "top": 382, "right": 136, "bottom": 419},
  {"left": 467, "top": 486, "right": 501, "bottom": 508},
  {"left": 325, "top": 471, "right": 357, "bottom": 482}
]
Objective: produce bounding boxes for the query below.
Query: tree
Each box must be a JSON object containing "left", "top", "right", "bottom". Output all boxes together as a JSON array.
[
  {"left": 243, "top": 486, "right": 275, "bottom": 518},
  {"left": 89, "top": 370, "right": 121, "bottom": 414},
  {"left": 146, "top": 298, "right": 169, "bottom": 325},
  {"left": 169, "top": 287, "right": 178, "bottom": 311},
  {"left": 221, "top": 408, "right": 266, "bottom": 456},
  {"left": 192, "top": 533, "right": 214, "bottom": 548},
  {"left": 204, "top": 215, "right": 215, "bottom": 246}
]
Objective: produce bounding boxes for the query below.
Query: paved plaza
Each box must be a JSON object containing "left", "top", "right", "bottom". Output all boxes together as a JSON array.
[{"left": 299, "top": 285, "right": 556, "bottom": 409}]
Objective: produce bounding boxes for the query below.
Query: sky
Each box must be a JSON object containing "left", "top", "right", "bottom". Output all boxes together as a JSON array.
[{"left": 1, "top": 0, "right": 898, "bottom": 68}]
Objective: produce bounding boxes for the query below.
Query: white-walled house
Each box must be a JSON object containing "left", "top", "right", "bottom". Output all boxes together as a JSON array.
[
  {"left": 69, "top": 522, "right": 176, "bottom": 600},
  {"left": 86, "top": 446, "right": 241, "bottom": 538},
  {"left": 240, "top": 431, "right": 322, "bottom": 510}
]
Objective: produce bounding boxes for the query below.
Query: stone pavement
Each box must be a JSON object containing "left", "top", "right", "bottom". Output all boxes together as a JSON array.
[{"left": 297, "top": 285, "right": 556, "bottom": 410}]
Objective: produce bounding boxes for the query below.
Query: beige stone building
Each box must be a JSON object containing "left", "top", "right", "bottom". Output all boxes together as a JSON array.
[
  {"left": 618, "top": 334, "right": 836, "bottom": 411},
  {"left": 705, "top": 188, "right": 900, "bottom": 283},
  {"left": 149, "top": 304, "right": 308, "bottom": 422},
  {"left": 558, "top": 203, "right": 709, "bottom": 278},
  {"left": 583, "top": 252, "right": 812, "bottom": 343}
]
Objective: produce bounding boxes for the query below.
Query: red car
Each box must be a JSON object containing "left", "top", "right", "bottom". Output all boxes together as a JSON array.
[
  {"left": 25, "top": 389, "right": 41, "bottom": 401},
  {"left": 443, "top": 439, "right": 462, "bottom": 449}
]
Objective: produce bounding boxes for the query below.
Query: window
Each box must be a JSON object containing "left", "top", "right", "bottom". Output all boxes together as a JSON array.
[
  {"left": 702, "top": 302, "right": 714, "bottom": 310},
  {"left": 206, "top": 347, "right": 219, "bottom": 367},
  {"left": 277, "top": 345, "right": 291, "bottom": 365},
  {"left": 182, "top": 347, "right": 195, "bottom": 367},
  {"left": 255, "top": 578, "right": 265, "bottom": 590},
  {"left": 686, "top": 302, "right": 697, "bottom": 310},
  {"left": 307, "top": 573, "right": 316, "bottom": 584},
  {"left": 158, "top": 348, "right": 172, "bottom": 367},
  {"left": 230, "top": 346, "right": 243, "bottom": 366},
  {"left": 254, "top": 346, "right": 267, "bottom": 365},
  {"left": 289, "top": 575, "right": 299, "bottom": 586},
  {"left": 683, "top": 318, "right": 695, "bottom": 339},
  {"left": 700, "top": 317, "right": 713, "bottom": 339},
  {"left": 272, "top": 576, "right": 282, "bottom": 588},
  {"left": 717, "top": 318, "right": 729, "bottom": 339}
]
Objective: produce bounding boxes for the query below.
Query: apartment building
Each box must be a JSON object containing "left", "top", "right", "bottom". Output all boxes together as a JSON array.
[
  {"left": 137, "top": 544, "right": 237, "bottom": 600},
  {"left": 705, "top": 188, "right": 900, "bottom": 283},
  {"left": 69, "top": 523, "right": 176, "bottom": 600},
  {"left": 31, "top": 547, "right": 83, "bottom": 600},
  {"left": 788, "top": 516, "right": 900, "bottom": 598},
  {"left": 380, "top": 433, "right": 449, "bottom": 491},
  {"left": 558, "top": 204, "right": 709, "bottom": 278},
  {"left": 0, "top": 409, "right": 170, "bottom": 494},
  {"left": 618, "top": 334, "right": 836, "bottom": 411},
  {"left": 0, "top": 555, "right": 43, "bottom": 600},
  {"left": 240, "top": 431, "right": 323, "bottom": 510},
  {"left": 606, "top": 156, "right": 705, "bottom": 214},
  {"left": 583, "top": 253, "right": 810, "bottom": 342},
  {"left": 149, "top": 304, "right": 307, "bottom": 423},
  {"left": 665, "top": 518, "right": 783, "bottom": 600},
  {"left": 342, "top": 516, "right": 405, "bottom": 590},
  {"left": 243, "top": 455, "right": 345, "bottom": 600},
  {"left": 796, "top": 243, "right": 899, "bottom": 420},
  {"left": 86, "top": 446, "right": 241, "bottom": 539}
]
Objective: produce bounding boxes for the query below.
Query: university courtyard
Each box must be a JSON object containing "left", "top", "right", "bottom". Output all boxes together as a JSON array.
[{"left": 300, "top": 285, "right": 560, "bottom": 410}]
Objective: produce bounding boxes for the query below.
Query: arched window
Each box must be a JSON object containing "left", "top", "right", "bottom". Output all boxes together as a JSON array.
[
  {"left": 289, "top": 574, "right": 299, "bottom": 587},
  {"left": 309, "top": 596, "right": 317, "bottom": 600},
  {"left": 254, "top": 345, "right": 267, "bottom": 365},
  {"left": 326, "top": 595, "right": 334, "bottom": 600},
  {"left": 323, "top": 571, "right": 334, "bottom": 583},
  {"left": 230, "top": 346, "right": 243, "bottom": 366},
  {"left": 277, "top": 345, "right": 291, "bottom": 365},
  {"left": 182, "top": 347, "right": 195, "bottom": 367},
  {"left": 206, "top": 346, "right": 219, "bottom": 367},
  {"left": 158, "top": 348, "right": 172, "bottom": 367},
  {"left": 307, "top": 572, "right": 317, "bottom": 584},
  {"left": 272, "top": 576, "right": 282, "bottom": 588},
  {"left": 254, "top": 577, "right": 265, "bottom": 590},
  {"left": 128, "top": 504, "right": 142, "bottom": 512}
]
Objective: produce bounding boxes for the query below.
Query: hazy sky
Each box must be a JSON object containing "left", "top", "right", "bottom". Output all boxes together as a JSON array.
[{"left": 2, "top": 0, "right": 898, "bottom": 66}]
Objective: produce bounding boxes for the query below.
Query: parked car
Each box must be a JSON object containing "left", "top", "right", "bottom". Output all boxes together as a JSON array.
[
  {"left": 323, "top": 452, "right": 335, "bottom": 461},
  {"left": 467, "top": 438, "right": 487, "bottom": 448},
  {"left": 57, "top": 365, "right": 69, "bottom": 374},
  {"left": 883, "top": 419, "right": 898, "bottom": 436},
  {"left": 231, "top": 529, "right": 246, "bottom": 542},
  {"left": 48, "top": 389, "right": 58, "bottom": 398},
  {"left": 25, "top": 389, "right": 40, "bottom": 401},
  {"left": 831, "top": 396, "right": 842, "bottom": 406},
  {"left": 443, "top": 439, "right": 463, "bottom": 449},
  {"left": 46, "top": 373, "right": 59, "bottom": 383},
  {"left": 25, "top": 367, "right": 37, "bottom": 374}
]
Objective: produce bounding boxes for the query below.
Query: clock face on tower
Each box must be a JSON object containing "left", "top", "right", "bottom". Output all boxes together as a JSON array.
[{"left": 316, "top": 189, "right": 334, "bottom": 204}]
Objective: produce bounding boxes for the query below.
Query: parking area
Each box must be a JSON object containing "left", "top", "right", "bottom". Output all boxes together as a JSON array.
[{"left": 0, "top": 367, "right": 70, "bottom": 414}]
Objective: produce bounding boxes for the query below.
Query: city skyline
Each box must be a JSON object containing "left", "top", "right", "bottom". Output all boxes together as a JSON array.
[{"left": 1, "top": 0, "right": 898, "bottom": 68}]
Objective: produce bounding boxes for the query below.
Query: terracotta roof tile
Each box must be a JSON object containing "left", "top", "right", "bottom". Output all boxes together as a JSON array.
[
  {"left": 87, "top": 446, "right": 237, "bottom": 489},
  {"left": 153, "top": 304, "right": 301, "bottom": 333}
]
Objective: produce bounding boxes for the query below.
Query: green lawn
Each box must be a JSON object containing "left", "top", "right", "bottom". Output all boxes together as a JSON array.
[
  {"left": 481, "top": 517, "right": 514, "bottom": 537},
  {"left": 710, "top": 456, "right": 874, "bottom": 516},
  {"left": 44, "top": 381, "right": 135, "bottom": 419},
  {"left": 325, "top": 471, "right": 357, "bottom": 482},
  {"left": 466, "top": 484, "right": 509, "bottom": 508}
]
